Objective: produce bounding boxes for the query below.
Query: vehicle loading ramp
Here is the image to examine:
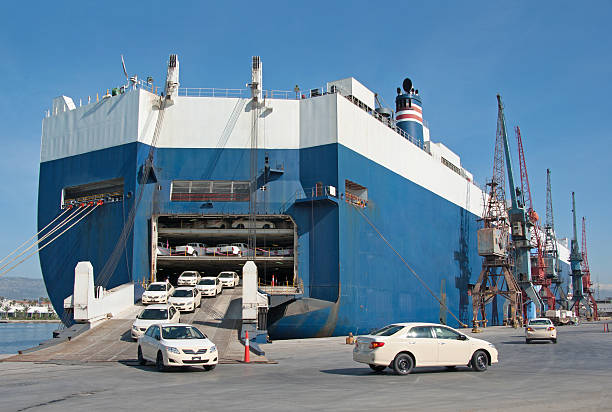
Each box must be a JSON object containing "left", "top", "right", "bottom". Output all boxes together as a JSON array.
[{"left": 3, "top": 287, "right": 267, "bottom": 364}]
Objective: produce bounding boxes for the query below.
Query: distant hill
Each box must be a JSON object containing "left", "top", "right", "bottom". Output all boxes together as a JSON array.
[{"left": 0, "top": 276, "right": 48, "bottom": 300}]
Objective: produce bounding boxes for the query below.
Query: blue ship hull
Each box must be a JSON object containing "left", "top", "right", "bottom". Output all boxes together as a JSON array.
[{"left": 38, "top": 140, "right": 570, "bottom": 338}]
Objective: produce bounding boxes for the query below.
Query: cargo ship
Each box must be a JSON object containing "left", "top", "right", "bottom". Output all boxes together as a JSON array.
[{"left": 38, "top": 55, "right": 571, "bottom": 338}]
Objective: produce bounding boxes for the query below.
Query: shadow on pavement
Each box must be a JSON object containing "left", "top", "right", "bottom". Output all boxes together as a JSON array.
[
  {"left": 118, "top": 359, "right": 213, "bottom": 373},
  {"left": 320, "top": 366, "right": 474, "bottom": 376}
]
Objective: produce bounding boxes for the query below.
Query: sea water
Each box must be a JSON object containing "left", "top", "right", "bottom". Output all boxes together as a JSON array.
[{"left": 0, "top": 322, "right": 60, "bottom": 354}]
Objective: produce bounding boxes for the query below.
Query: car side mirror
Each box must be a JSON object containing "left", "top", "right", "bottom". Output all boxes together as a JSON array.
[{"left": 457, "top": 335, "right": 467, "bottom": 341}]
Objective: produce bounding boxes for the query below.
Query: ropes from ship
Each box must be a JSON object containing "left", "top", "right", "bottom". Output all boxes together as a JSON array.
[
  {"left": 0, "top": 203, "right": 99, "bottom": 279},
  {"left": 352, "top": 204, "right": 467, "bottom": 327}
]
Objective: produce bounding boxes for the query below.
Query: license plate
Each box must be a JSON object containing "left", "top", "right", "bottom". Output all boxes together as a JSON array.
[{"left": 192, "top": 356, "right": 201, "bottom": 361}]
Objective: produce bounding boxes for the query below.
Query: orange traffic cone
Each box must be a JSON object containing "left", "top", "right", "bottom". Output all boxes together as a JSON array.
[{"left": 244, "top": 331, "right": 250, "bottom": 363}]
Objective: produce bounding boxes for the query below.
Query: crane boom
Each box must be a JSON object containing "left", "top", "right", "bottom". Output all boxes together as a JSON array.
[
  {"left": 496, "top": 95, "right": 544, "bottom": 318},
  {"left": 581, "top": 217, "right": 598, "bottom": 319},
  {"left": 569, "top": 192, "right": 592, "bottom": 317}
]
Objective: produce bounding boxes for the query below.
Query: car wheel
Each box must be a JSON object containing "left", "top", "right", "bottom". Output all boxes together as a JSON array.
[
  {"left": 156, "top": 351, "right": 166, "bottom": 372},
  {"left": 193, "top": 251, "right": 198, "bottom": 256},
  {"left": 392, "top": 353, "right": 414, "bottom": 375},
  {"left": 552, "top": 338, "right": 557, "bottom": 344},
  {"left": 471, "top": 350, "right": 488, "bottom": 372},
  {"left": 237, "top": 224, "right": 245, "bottom": 229},
  {"left": 526, "top": 339, "right": 532, "bottom": 344},
  {"left": 263, "top": 224, "right": 270, "bottom": 229},
  {"left": 138, "top": 346, "right": 146, "bottom": 365},
  {"left": 204, "top": 364, "right": 216, "bottom": 371},
  {"left": 368, "top": 364, "right": 386, "bottom": 372}
]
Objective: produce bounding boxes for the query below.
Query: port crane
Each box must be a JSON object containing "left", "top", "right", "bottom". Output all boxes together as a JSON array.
[
  {"left": 543, "top": 169, "right": 567, "bottom": 309},
  {"left": 471, "top": 95, "right": 523, "bottom": 330},
  {"left": 497, "top": 96, "right": 544, "bottom": 318},
  {"left": 515, "top": 126, "right": 555, "bottom": 310},
  {"left": 581, "top": 217, "right": 598, "bottom": 320},
  {"left": 568, "top": 192, "right": 593, "bottom": 318}
]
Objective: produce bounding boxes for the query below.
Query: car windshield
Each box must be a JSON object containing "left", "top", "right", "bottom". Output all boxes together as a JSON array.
[
  {"left": 371, "top": 325, "right": 404, "bottom": 336},
  {"left": 147, "top": 284, "right": 166, "bottom": 291},
  {"left": 181, "top": 273, "right": 196, "bottom": 277},
  {"left": 219, "top": 273, "right": 233, "bottom": 278},
  {"left": 173, "top": 290, "right": 192, "bottom": 297},
  {"left": 199, "top": 279, "right": 215, "bottom": 285},
  {"left": 138, "top": 309, "right": 168, "bottom": 320},
  {"left": 161, "top": 326, "right": 205, "bottom": 340},
  {"left": 529, "top": 319, "right": 551, "bottom": 325}
]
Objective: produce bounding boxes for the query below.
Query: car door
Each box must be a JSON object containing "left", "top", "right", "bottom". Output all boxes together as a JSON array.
[
  {"left": 149, "top": 326, "right": 161, "bottom": 358},
  {"left": 143, "top": 326, "right": 158, "bottom": 359},
  {"left": 141, "top": 326, "right": 155, "bottom": 359},
  {"left": 169, "top": 306, "right": 179, "bottom": 322},
  {"left": 432, "top": 326, "right": 472, "bottom": 366},
  {"left": 403, "top": 326, "right": 438, "bottom": 366},
  {"left": 194, "top": 289, "right": 201, "bottom": 307}
]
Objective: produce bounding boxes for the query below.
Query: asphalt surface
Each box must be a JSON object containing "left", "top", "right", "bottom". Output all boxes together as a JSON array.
[{"left": 1, "top": 322, "right": 611, "bottom": 411}]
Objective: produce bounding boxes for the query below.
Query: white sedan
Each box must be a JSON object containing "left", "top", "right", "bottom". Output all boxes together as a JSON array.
[
  {"left": 141, "top": 282, "right": 174, "bottom": 305},
  {"left": 131, "top": 304, "right": 180, "bottom": 340},
  {"left": 525, "top": 318, "right": 557, "bottom": 344},
  {"left": 137, "top": 323, "right": 218, "bottom": 371},
  {"left": 353, "top": 323, "right": 498, "bottom": 375},
  {"left": 168, "top": 287, "right": 202, "bottom": 312},
  {"left": 217, "top": 271, "right": 240, "bottom": 288},
  {"left": 196, "top": 277, "right": 223, "bottom": 297},
  {"left": 177, "top": 271, "right": 201, "bottom": 286}
]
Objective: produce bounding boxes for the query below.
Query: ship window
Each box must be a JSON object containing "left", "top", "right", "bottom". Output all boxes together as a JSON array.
[
  {"left": 345, "top": 180, "right": 367, "bottom": 207},
  {"left": 62, "top": 178, "right": 124, "bottom": 208},
  {"left": 441, "top": 157, "right": 462, "bottom": 176},
  {"left": 170, "top": 180, "right": 250, "bottom": 202}
]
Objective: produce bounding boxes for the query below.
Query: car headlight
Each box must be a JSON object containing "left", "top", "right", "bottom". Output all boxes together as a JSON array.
[
  {"left": 132, "top": 325, "right": 139, "bottom": 331},
  {"left": 166, "top": 347, "right": 180, "bottom": 354},
  {"left": 210, "top": 346, "right": 217, "bottom": 353}
]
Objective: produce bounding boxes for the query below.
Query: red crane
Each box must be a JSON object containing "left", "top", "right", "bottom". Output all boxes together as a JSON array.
[
  {"left": 515, "top": 126, "right": 556, "bottom": 310},
  {"left": 581, "top": 217, "right": 598, "bottom": 320}
]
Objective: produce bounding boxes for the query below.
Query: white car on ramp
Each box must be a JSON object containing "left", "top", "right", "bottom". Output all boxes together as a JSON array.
[
  {"left": 177, "top": 271, "right": 201, "bottom": 286},
  {"left": 353, "top": 323, "right": 498, "bottom": 375},
  {"left": 137, "top": 323, "right": 218, "bottom": 372},
  {"left": 168, "top": 287, "right": 202, "bottom": 312},
  {"left": 131, "top": 304, "right": 180, "bottom": 340},
  {"left": 141, "top": 282, "right": 174, "bottom": 305},
  {"left": 217, "top": 271, "right": 240, "bottom": 288},
  {"left": 196, "top": 277, "right": 223, "bottom": 297}
]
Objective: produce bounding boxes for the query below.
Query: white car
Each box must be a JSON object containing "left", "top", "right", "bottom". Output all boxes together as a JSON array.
[
  {"left": 142, "top": 282, "right": 174, "bottom": 305},
  {"left": 137, "top": 323, "right": 218, "bottom": 371},
  {"left": 177, "top": 271, "right": 201, "bottom": 286},
  {"left": 231, "top": 243, "right": 250, "bottom": 256},
  {"left": 217, "top": 244, "right": 240, "bottom": 255},
  {"left": 353, "top": 323, "right": 499, "bottom": 375},
  {"left": 156, "top": 242, "right": 171, "bottom": 256},
  {"left": 174, "top": 243, "right": 207, "bottom": 256},
  {"left": 131, "top": 304, "right": 180, "bottom": 340},
  {"left": 168, "top": 287, "right": 202, "bottom": 312},
  {"left": 525, "top": 318, "right": 557, "bottom": 344},
  {"left": 217, "top": 271, "right": 240, "bottom": 288},
  {"left": 231, "top": 219, "right": 275, "bottom": 229},
  {"left": 196, "top": 277, "right": 223, "bottom": 297}
]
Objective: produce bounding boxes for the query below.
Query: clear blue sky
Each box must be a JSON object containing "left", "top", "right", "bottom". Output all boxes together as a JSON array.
[{"left": 0, "top": 1, "right": 610, "bottom": 294}]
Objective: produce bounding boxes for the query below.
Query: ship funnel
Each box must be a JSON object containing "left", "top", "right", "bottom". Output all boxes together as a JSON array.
[{"left": 395, "top": 77, "right": 424, "bottom": 145}]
